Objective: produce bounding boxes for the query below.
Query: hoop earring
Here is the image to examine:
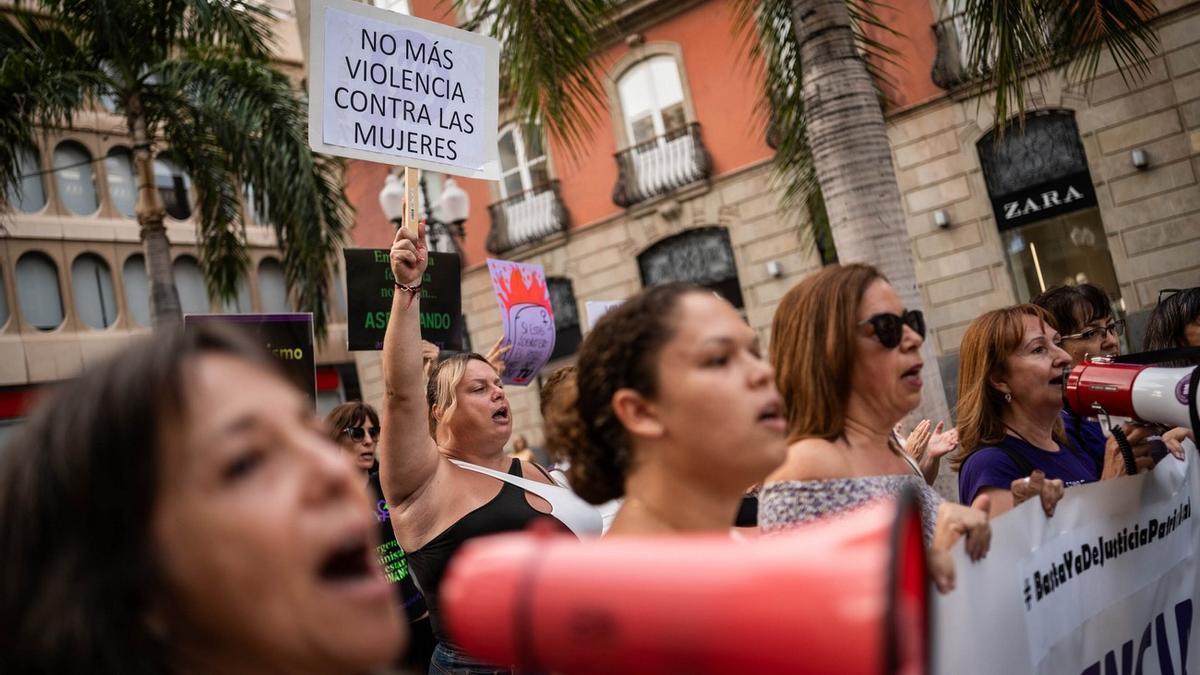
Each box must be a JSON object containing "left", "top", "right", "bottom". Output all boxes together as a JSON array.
[{"left": 1004, "top": 393, "right": 1012, "bottom": 403}]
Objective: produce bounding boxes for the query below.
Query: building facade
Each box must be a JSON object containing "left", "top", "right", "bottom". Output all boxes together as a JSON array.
[
  {"left": 0, "top": 0, "right": 370, "bottom": 442},
  {"left": 350, "top": 0, "right": 1200, "bottom": 461}
]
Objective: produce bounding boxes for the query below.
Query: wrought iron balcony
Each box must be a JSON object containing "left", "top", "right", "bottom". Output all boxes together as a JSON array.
[
  {"left": 612, "top": 122, "right": 712, "bottom": 208},
  {"left": 485, "top": 180, "right": 571, "bottom": 255}
]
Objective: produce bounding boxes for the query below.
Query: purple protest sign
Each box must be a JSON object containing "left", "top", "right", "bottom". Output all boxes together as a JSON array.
[{"left": 486, "top": 258, "right": 556, "bottom": 386}]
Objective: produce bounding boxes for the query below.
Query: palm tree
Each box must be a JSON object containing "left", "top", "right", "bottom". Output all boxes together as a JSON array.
[
  {"left": 0, "top": 0, "right": 350, "bottom": 337},
  {"left": 456, "top": 0, "right": 1160, "bottom": 426}
]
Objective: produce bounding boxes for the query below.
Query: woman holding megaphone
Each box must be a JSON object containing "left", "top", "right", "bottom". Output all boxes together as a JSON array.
[
  {"left": 950, "top": 304, "right": 1187, "bottom": 519},
  {"left": 760, "top": 264, "right": 1063, "bottom": 592}
]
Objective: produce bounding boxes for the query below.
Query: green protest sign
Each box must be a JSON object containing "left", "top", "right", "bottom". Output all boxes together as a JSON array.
[{"left": 344, "top": 248, "right": 463, "bottom": 351}]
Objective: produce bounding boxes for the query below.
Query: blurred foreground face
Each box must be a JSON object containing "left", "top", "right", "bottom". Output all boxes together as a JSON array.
[
  {"left": 151, "top": 354, "right": 403, "bottom": 674},
  {"left": 650, "top": 293, "right": 787, "bottom": 490}
]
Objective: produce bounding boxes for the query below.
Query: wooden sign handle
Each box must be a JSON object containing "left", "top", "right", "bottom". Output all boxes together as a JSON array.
[{"left": 403, "top": 166, "right": 420, "bottom": 236}]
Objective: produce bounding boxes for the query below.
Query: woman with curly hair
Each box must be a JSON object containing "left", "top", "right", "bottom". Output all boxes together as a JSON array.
[{"left": 549, "top": 283, "right": 788, "bottom": 535}]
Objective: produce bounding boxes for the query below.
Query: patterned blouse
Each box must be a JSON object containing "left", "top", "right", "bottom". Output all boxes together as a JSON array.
[{"left": 759, "top": 474, "right": 943, "bottom": 546}]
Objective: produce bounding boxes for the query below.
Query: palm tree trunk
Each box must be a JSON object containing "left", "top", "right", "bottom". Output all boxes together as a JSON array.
[
  {"left": 128, "top": 94, "right": 182, "bottom": 329},
  {"left": 790, "top": 1, "right": 952, "bottom": 440}
]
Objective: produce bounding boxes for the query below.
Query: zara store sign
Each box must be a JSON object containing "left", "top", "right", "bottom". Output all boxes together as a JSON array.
[{"left": 991, "top": 171, "right": 1098, "bottom": 230}]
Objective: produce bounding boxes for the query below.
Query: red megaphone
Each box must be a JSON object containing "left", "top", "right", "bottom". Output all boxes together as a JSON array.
[
  {"left": 441, "top": 489, "right": 929, "bottom": 674},
  {"left": 1064, "top": 358, "right": 1199, "bottom": 435}
]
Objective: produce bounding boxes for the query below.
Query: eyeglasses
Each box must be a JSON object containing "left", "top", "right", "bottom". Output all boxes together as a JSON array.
[
  {"left": 1158, "top": 288, "right": 1182, "bottom": 305},
  {"left": 341, "top": 426, "right": 381, "bottom": 442},
  {"left": 859, "top": 310, "right": 926, "bottom": 348},
  {"left": 1060, "top": 320, "right": 1125, "bottom": 342}
]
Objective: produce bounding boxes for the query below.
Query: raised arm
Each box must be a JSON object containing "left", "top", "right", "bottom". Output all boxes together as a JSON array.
[{"left": 379, "top": 221, "right": 441, "bottom": 506}]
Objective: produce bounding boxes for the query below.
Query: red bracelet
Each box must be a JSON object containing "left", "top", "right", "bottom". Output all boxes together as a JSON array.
[{"left": 394, "top": 282, "right": 421, "bottom": 309}]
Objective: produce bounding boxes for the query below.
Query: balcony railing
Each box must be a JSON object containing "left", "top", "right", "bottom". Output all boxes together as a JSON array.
[
  {"left": 612, "top": 122, "right": 712, "bottom": 208},
  {"left": 485, "top": 180, "right": 571, "bottom": 255}
]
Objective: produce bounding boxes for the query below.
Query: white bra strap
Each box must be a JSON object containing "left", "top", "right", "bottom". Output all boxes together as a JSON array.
[{"left": 449, "top": 459, "right": 565, "bottom": 502}]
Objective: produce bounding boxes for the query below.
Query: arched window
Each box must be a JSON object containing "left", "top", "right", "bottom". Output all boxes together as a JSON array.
[
  {"left": 6, "top": 145, "right": 47, "bottom": 213},
  {"left": 220, "top": 274, "right": 254, "bottom": 314},
  {"left": 173, "top": 256, "right": 209, "bottom": 315},
  {"left": 617, "top": 56, "right": 687, "bottom": 148},
  {"left": 547, "top": 277, "right": 582, "bottom": 360},
  {"left": 53, "top": 141, "right": 100, "bottom": 215},
  {"left": 638, "top": 227, "right": 744, "bottom": 308},
  {"left": 104, "top": 147, "right": 137, "bottom": 218},
  {"left": 16, "top": 252, "right": 65, "bottom": 330},
  {"left": 71, "top": 253, "right": 118, "bottom": 329},
  {"left": 498, "top": 123, "right": 549, "bottom": 199},
  {"left": 123, "top": 254, "right": 151, "bottom": 326},
  {"left": 154, "top": 155, "right": 193, "bottom": 220},
  {"left": 258, "top": 258, "right": 291, "bottom": 313}
]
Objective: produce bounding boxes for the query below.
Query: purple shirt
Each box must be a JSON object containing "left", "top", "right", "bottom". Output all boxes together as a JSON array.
[
  {"left": 958, "top": 435, "right": 1099, "bottom": 506},
  {"left": 1060, "top": 411, "right": 1107, "bottom": 475}
]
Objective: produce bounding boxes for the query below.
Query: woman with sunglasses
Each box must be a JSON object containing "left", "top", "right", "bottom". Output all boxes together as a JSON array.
[
  {"left": 326, "top": 402, "right": 382, "bottom": 477},
  {"left": 952, "top": 304, "right": 1151, "bottom": 519},
  {"left": 379, "top": 222, "right": 601, "bottom": 674},
  {"left": 324, "top": 401, "right": 437, "bottom": 672},
  {"left": 760, "top": 264, "right": 1040, "bottom": 593}
]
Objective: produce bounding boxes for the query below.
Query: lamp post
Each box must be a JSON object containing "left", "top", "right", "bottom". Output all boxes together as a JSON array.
[{"left": 378, "top": 172, "right": 470, "bottom": 255}]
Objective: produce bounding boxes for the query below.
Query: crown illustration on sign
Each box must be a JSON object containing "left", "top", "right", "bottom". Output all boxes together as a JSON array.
[{"left": 496, "top": 267, "right": 551, "bottom": 311}]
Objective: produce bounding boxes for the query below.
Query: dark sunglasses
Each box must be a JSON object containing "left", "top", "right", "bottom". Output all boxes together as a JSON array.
[
  {"left": 342, "top": 426, "right": 381, "bottom": 441},
  {"left": 859, "top": 310, "right": 926, "bottom": 348}
]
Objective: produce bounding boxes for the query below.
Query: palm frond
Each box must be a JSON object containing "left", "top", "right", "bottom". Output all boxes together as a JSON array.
[
  {"left": 150, "top": 50, "right": 349, "bottom": 337},
  {"left": 956, "top": 0, "right": 1159, "bottom": 133},
  {"left": 450, "top": 0, "right": 618, "bottom": 161},
  {"left": 0, "top": 10, "right": 103, "bottom": 209},
  {"left": 1047, "top": 0, "right": 1158, "bottom": 91}
]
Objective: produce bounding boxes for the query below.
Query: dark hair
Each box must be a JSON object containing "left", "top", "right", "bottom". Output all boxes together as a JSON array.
[
  {"left": 1030, "top": 283, "right": 1114, "bottom": 335},
  {"left": 556, "top": 283, "right": 705, "bottom": 504},
  {"left": 0, "top": 323, "right": 279, "bottom": 675},
  {"left": 1030, "top": 283, "right": 1115, "bottom": 457},
  {"left": 324, "top": 400, "right": 380, "bottom": 442},
  {"left": 1144, "top": 287, "right": 1200, "bottom": 354}
]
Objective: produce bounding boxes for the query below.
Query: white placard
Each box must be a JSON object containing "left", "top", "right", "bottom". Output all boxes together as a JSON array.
[
  {"left": 585, "top": 300, "right": 623, "bottom": 330},
  {"left": 935, "top": 443, "right": 1199, "bottom": 675},
  {"left": 308, "top": 0, "right": 500, "bottom": 179}
]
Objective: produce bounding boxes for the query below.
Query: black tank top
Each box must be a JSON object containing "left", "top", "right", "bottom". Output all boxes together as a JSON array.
[{"left": 407, "top": 458, "right": 567, "bottom": 645}]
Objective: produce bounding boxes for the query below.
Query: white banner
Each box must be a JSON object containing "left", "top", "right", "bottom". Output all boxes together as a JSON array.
[
  {"left": 308, "top": 0, "right": 500, "bottom": 179},
  {"left": 935, "top": 445, "right": 1199, "bottom": 675}
]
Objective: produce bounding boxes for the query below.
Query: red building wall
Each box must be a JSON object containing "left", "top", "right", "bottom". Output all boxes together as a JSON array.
[{"left": 346, "top": 0, "right": 945, "bottom": 264}]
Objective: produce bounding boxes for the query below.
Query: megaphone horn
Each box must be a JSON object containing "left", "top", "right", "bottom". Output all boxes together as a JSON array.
[{"left": 441, "top": 487, "right": 930, "bottom": 675}]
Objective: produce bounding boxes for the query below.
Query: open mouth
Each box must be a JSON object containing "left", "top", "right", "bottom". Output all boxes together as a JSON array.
[
  {"left": 757, "top": 399, "right": 786, "bottom": 432},
  {"left": 901, "top": 363, "right": 924, "bottom": 385},
  {"left": 318, "top": 535, "right": 373, "bottom": 583},
  {"left": 1049, "top": 374, "right": 1065, "bottom": 386},
  {"left": 492, "top": 405, "right": 510, "bottom": 424}
]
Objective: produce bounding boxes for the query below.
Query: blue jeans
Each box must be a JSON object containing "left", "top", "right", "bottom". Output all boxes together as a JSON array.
[{"left": 428, "top": 642, "right": 514, "bottom": 675}]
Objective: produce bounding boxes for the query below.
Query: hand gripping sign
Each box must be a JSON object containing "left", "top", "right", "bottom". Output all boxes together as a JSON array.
[{"left": 486, "top": 259, "right": 556, "bottom": 386}]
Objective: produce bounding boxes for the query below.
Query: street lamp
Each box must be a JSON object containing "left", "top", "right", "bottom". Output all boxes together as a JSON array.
[{"left": 378, "top": 172, "right": 470, "bottom": 253}]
